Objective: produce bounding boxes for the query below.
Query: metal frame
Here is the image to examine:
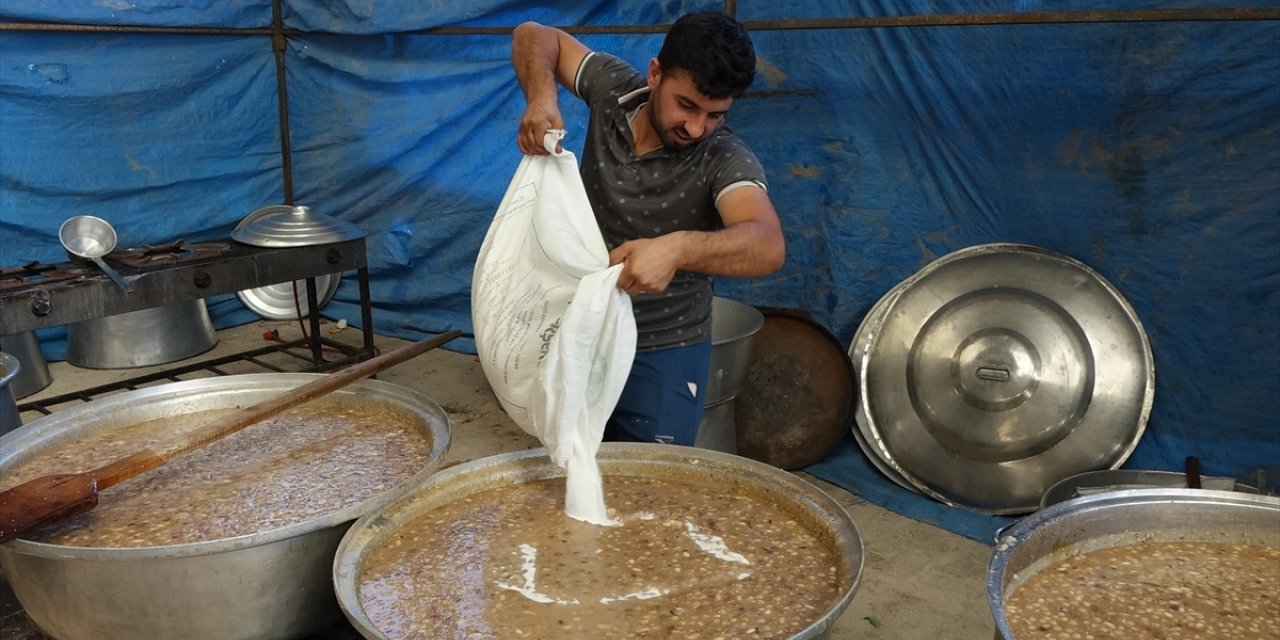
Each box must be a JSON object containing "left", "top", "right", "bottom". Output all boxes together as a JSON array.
[{"left": 5, "top": 238, "right": 378, "bottom": 418}]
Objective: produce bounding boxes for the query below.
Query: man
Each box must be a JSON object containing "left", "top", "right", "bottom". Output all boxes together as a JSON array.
[{"left": 511, "top": 11, "right": 784, "bottom": 446}]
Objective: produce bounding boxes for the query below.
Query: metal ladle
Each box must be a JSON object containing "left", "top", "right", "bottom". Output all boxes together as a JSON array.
[{"left": 59, "top": 215, "right": 134, "bottom": 294}]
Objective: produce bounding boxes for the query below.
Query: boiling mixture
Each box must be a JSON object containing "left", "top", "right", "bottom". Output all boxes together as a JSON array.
[
  {"left": 2, "top": 402, "right": 434, "bottom": 546},
  {"left": 1005, "top": 540, "right": 1280, "bottom": 639},
  {"left": 358, "top": 475, "right": 843, "bottom": 639}
]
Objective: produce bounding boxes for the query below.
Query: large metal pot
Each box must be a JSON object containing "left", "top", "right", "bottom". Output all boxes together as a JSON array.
[
  {"left": 334, "top": 443, "right": 864, "bottom": 640},
  {"left": 988, "top": 488, "right": 1280, "bottom": 639},
  {"left": 0, "top": 374, "right": 452, "bottom": 640}
]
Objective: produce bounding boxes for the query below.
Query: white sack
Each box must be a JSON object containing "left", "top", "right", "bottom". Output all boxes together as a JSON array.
[{"left": 471, "top": 130, "right": 636, "bottom": 525}]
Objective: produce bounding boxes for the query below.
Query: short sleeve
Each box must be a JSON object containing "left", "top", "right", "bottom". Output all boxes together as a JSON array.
[
  {"left": 705, "top": 132, "right": 768, "bottom": 201},
  {"left": 574, "top": 53, "right": 643, "bottom": 109}
]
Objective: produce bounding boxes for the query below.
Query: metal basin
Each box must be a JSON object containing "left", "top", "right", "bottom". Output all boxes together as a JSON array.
[
  {"left": 66, "top": 299, "right": 217, "bottom": 369},
  {"left": 988, "top": 488, "right": 1280, "bottom": 639},
  {"left": 0, "top": 352, "right": 20, "bottom": 437},
  {"left": 0, "top": 331, "right": 52, "bottom": 399},
  {"left": 334, "top": 443, "right": 864, "bottom": 639},
  {"left": 703, "top": 296, "right": 764, "bottom": 406},
  {"left": 0, "top": 374, "right": 452, "bottom": 640},
  {"left": 696, "top": 297, "right": 764, "bottom": 453}
]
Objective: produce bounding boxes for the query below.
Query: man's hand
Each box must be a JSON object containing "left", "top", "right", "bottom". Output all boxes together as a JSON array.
[
  {"left": 517, "top": 102, "right": 564, "bottom": 155},
  {"left": 610, "top": 236, "right": 687, "bottom": 295},
  {"left": 609, "top": 186, "right": 785, "bottom": 297},
  {"left": 512, "top": 22, "right": 590, "bottom": 155}
]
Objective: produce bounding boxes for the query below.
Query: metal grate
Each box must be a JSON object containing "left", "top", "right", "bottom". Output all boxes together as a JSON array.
[{"left": 17, "top": 334, "right": 376, "bottom": 418}]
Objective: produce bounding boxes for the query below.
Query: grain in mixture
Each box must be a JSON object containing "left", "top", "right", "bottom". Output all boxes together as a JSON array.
[
  {"left": 1005, "top": 540, "right": 1280, "bottom": 639},
  {"left": 2, "top": 402, "right": 436, "bottom": 547},
  {"left": 358, "top": 476, "right": 846, "bottom": 640}
]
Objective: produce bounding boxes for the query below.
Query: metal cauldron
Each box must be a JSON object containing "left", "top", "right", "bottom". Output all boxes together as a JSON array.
[
  {"left": 333, "top": 443, "right": 864, "bottom": 639},
  {"left": 988, "top": 488, "right": 1280, "bottom": 639},
  {"left": 0, "top": 374, "right": 452, "bottom": 640}
]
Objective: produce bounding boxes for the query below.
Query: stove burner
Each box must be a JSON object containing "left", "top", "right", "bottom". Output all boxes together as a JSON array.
[
  {"left": 0, "top": 261, "right": 93, "bottom": 291},
  {"left": 114, "top": 240, "right": 230, "bottom": 268},
  {"left": 0, "top": 241, "right": 234, "bottom": 292}
]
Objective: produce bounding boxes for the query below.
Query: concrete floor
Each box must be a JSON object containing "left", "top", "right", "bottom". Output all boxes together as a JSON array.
[{"left": 2, "top": 319, "right": 995, "bottom": 639}]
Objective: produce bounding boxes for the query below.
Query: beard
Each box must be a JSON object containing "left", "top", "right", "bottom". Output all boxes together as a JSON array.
[{"left": 647, "top": 98, "right": 696, "bottom": 150}]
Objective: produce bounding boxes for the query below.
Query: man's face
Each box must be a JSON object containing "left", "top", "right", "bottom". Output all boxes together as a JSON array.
[{"left": 647, "top": 62, "right": 734, "bottom": 150}]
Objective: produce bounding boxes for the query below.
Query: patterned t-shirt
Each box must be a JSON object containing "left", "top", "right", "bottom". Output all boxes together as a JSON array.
[{"left": 573, "top": 52, "right": 768, "bottom": 351}]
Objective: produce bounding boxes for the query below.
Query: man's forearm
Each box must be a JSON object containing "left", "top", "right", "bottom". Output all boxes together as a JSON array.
[
  {"left": 673, "top": 222, "right": 786, "bottom": 278},
  {"left": 512, "top": 22, "right": 561, "bottom": 105}
]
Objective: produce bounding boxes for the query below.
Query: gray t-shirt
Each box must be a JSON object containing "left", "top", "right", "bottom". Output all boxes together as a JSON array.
[{"left": 573, "top": 52, "right": 768, "bottom": 351}]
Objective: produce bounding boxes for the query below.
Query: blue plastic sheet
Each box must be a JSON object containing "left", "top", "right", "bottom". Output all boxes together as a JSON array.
[{"left": 1, "top": 2, "right": 1276, "bottom": 538}]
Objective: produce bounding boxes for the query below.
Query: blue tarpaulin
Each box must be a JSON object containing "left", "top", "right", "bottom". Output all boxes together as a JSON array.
[{"left": 2, "top": 1, "right": 1277, "bottom": 541}]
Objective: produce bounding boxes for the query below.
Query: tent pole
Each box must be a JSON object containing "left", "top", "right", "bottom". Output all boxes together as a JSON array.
[{"left": 271, "top": 0, "right": 294, "bottom": 205}]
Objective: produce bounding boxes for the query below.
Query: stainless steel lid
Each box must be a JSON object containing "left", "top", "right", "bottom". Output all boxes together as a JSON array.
[
  {"left": 860, "top": 244, "right": 1154, "bottom": 514},
  {"left": 237, "top": 275, "right": 341, "bottom": 320},
  {"left": 232, "top": 205, "right": 347, "bottom": 318},
  {"left": 230, "top": 204, "right": 365, "bottom": 248},
  {"left": 849, "top": 279, "right": 919, "bottom": 494}
]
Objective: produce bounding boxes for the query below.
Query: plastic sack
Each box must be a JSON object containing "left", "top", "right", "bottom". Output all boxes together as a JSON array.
[{"left": 472, "top": 130, "right": 636, "bottom": 525}]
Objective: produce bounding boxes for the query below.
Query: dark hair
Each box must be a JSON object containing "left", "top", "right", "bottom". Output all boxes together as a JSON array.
[{"left": 657, "top": 11, "right": 756, "bottom": 99}]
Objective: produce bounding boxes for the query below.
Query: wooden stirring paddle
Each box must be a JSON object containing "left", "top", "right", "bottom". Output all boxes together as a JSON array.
[{"left": 0, "top": 330, "right": 461, "bottom": 545}]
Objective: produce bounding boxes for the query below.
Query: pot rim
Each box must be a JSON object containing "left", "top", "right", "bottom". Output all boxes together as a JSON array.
[
  {"left": 0, "top": 373, "right": 452, "bottom": 561},
  {"left": 333, "top": 442, "right": 865, "bottom": 640}
]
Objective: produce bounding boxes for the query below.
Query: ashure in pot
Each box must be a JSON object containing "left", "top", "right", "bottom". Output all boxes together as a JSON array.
[
  {"left": 988, "top": 488, "right": 1280, "bottom": 640},
  {"left": 0, "top": 373, "right": 451, "bottom": 640},
  {"left": 334, "top": 443, "right": 864, "bottom": 640}
]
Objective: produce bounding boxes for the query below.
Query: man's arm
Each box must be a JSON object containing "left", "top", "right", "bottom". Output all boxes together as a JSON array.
[
  {"left": 609, "top": 185, "right": 785, "bottom": 295},
  {"left": 511, "top": 22, "right": 592, "bottom": 155}
]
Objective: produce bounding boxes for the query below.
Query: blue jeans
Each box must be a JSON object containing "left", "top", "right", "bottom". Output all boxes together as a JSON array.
[{"left": 604, "top": 339, "right": 711, "bottom": 446}]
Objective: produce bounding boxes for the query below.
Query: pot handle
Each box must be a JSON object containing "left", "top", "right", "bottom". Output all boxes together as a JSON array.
[{"left": 993, "top": 520, "right": 1019, "bottom": 545}]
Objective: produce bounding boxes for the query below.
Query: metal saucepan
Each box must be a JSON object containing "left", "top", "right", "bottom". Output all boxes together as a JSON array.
[{"left": 58, "top": 215, "right": 133, "bottom": 293}]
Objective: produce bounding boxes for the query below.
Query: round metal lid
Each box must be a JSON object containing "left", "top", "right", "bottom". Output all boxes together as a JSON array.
[
  {"left": 236, "top": 275, "right": 341, "bottom": 320},
  {"left": 861, "top": 244, "right": 1154, "bottom": 514},
  {"left": 848, "top": 281, "right": 920, "bottom": 494},
  {"left": 230, "top": 204, "right": 365, "bottom": 248},
  {"left": 233, "top": 206, "right": 343, "bottom": 319},
  {"left": 735, "top": 309, "right": 855, "bottom": 470}
]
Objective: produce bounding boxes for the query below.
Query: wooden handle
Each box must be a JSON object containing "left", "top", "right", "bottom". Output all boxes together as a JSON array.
[{"left": 146, "top": 330, "right": 463, "bottom": 476}]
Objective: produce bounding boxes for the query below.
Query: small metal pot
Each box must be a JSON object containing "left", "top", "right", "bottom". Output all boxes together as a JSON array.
[
  {"left": 334, "top": 443, "right": 864, "bottom": 640},
  {"left": 0, "top": 331, "right": 52, "bottom": 399},
  {"left": 0, "top": 351, "right": 21, "bottom": 437},
  {"left": 0, "top": 374, "right": 452, "bottom": 640},
  {"left": 988, "top": 488, "right": 1280, "bottom": 639}
]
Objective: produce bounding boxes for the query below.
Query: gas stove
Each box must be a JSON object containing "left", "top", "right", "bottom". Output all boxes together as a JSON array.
[{"left": 1, "top": 236, "right": 370, "bottom": 335}]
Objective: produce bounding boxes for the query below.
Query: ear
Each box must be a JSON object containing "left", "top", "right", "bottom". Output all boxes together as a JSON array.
[{"left": 646, "top": 58, "right": 662, "bottom": 91}]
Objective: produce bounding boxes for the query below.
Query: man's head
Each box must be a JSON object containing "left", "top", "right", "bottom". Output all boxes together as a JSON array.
[
  {"left": 657, "top": 11, "right": 756, "bottom": 100},
  {"left": 646, "top": 12, "right": 756, "bottom": 150}
]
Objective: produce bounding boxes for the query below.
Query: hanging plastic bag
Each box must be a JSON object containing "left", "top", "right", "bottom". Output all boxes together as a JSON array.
[{"left": 471, "top": 130, "right": 636, "bottom": 525}]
